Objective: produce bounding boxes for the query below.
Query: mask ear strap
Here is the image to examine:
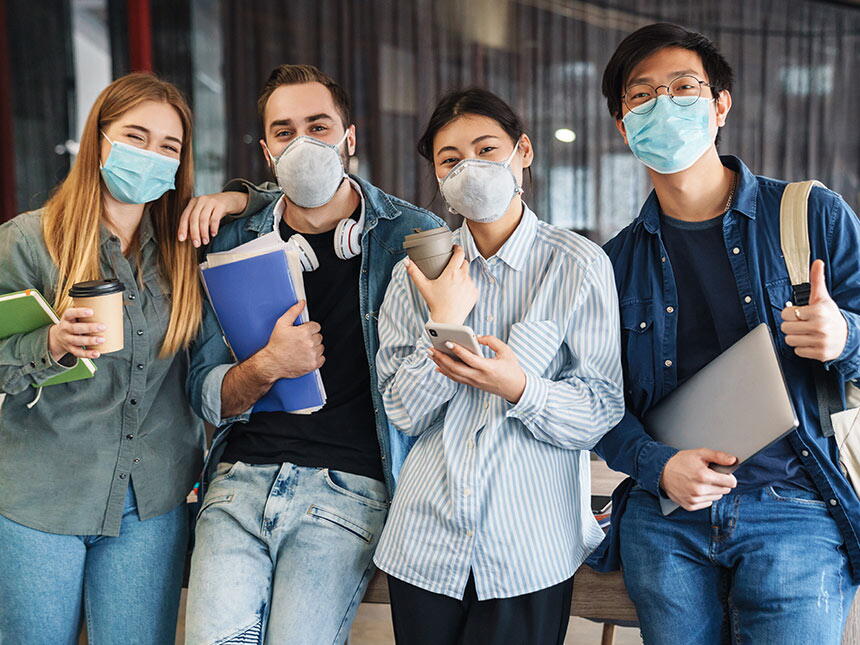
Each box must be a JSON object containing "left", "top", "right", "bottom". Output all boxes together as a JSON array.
[
  {"left": 504, "top": 140, "right": 521, "bottom": 166},
  {"left": 101, "top": 131, "right": 114, "bottom": 145}
]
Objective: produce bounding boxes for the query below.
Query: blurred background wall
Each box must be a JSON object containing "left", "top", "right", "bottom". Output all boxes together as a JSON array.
[{"left": 1, "top": 0, "right": 858, "bottom": 242}]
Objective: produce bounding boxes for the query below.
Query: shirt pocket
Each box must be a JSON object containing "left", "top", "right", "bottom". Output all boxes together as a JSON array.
[
  {"left": 619, "top": 301, "right": 656, "bottom": 411},
  {"left": 506, "top": 319, "right": 563, "bottom": 377},
  {"left": 143, "top": 270, "right": 173, "bottom": 330},
  {"left": 765, "top": 279, "right": 796, "bottom": 361}
]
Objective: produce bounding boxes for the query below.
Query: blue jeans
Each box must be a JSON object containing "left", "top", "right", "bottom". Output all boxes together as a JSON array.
[
  {"left": 185, "top": 461, "right": 388, "bottom": 645},
  {"left": 0, "top": 484, "right": 188, "bottom": 645},
  {"left": 620, "top": 485, "right": 857, "bottom": 644}
]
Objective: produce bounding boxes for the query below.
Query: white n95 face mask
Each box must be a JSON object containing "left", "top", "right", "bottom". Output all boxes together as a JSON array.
[
  {"left": 438, "top": 143, "right": 523, "bottom": 223},
  {"left": 267, "top": 131, "right": 349, "bottom": 208}
]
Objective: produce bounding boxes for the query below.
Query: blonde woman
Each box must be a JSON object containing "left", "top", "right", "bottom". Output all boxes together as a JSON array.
[{"left": 0, "top": 73, "right": 203, "bottom": 644}]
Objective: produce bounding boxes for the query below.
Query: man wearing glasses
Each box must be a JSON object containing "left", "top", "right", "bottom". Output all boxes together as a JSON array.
[{"left": 588, "top": 22, "right": 860, "bottom": 644}]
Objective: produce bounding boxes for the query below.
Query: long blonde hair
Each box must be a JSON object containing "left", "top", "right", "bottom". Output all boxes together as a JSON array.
[{"left": 42, "top": 73, "right": 201, "bottom": 358}]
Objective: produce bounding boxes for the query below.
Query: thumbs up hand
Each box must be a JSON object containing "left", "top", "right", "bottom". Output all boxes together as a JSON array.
[{"left": 780, "top": 260, "right": 848, "bottom": 362}]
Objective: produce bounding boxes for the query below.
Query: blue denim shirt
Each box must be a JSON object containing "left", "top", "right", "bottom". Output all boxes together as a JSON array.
[
  {"left": 186, "top": 175, "right": 445, "bottom": 496},
  {"left": 588, "top": 156, "right": 860, "bottom": 582}
]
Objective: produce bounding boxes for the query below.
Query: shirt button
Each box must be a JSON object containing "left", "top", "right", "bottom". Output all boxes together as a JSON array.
[
  {"left": 130, "top": 399, "right": 137, "bottom": 405},
  {"left": 119, "top": 473, "right": 127, "bottom": 479},
  {"left": 464, "top": 488, "right": 472, "bottom": 497},
  {"left": 744, "top": 296, "right": 752, "bottom": 304},
  {"left": 732, "top": 247, "right": 741, "bottom": 255},
  {"left": 133, "top": 458, "right": 140, "bottom": 464},
  {"left": 801, "top": 450, "right": 809, "bottom": 457},
  {"left": 640, "top": 322, "right": 647, "bottom": 329},
  {"left": 487, "top": 314, "right": 495, "bottom": 322},
  {"left": 128, "top": 293, "right": 136, "bottom": 301},
  {"left": 483, "top": 402, "right": 490, "bottom": 410},
  {"left": 137, "top": 364, "right": 144, "bottom": 370},
  {"left": 666, "top": 306, "right": 675, "bottom": 314},
  {"left": 40, "top": 357, "right": 47, "bottom": 364},
  {"left": 126, "top": 434, "right": 134, "bottom": 440},
  {"left": 29, "top": 361, "right": 36, "bottom": 368},
  {"left": 137, "top": 330, "right": 144, "bottom": 336},
  {"left": 661, "top": 256, "right": 666, "bottom": 263},
  {"left": 665, "top": 359, "right": 673, "bottom": 367},
  {"left": 830, "top": 499, "right": 838, "bottom": 507},
  {"left": 466, "top": 529, "right": 474, "bottom": 537}
]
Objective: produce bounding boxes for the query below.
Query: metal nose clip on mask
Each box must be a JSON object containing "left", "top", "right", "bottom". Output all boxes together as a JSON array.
[{"left": 438, "top": 143, "right": 523, "bottom": 223}]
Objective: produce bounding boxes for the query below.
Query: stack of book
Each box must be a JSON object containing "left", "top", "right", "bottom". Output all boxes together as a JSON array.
[{"left": 200, "top": 232, "right": 326, "bottom": 414}]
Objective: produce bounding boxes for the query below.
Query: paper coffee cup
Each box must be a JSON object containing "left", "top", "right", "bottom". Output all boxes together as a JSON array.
[
  {"left": 403, "top": 227, "right": 454, "bottom": 280},
  {"left": 69, "top": 279, "right": 126, "bottom": 354}
]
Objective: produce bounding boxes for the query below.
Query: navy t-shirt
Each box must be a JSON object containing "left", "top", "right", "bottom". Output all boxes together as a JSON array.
[{"left": 660, "top": 212, "right": 813, "bottom": 491}]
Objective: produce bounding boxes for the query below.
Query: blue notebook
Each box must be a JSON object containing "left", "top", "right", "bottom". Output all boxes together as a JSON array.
[{"left": 201, "top": 249, "right": 326, "bottom": 414}]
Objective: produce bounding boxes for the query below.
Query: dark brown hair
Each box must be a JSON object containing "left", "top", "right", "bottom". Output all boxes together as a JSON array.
[{"left": 257, "top": 64, "right": 352, "bottom": 128}]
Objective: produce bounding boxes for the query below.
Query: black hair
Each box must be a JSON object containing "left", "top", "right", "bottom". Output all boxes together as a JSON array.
[
  {"left": 417, "top": 88, "right": 527, "bottom": 162},
  {"left": 601, "top": 23, "right": 734, "bottom": 120}
]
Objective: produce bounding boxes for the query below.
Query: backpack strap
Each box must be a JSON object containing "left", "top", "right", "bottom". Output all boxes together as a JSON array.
[
  {"left": 780, "top": 180, "right": 824, "bottom": 306},
  {"left": 779, "top": 180, "right": 840, "bottom": 437}
]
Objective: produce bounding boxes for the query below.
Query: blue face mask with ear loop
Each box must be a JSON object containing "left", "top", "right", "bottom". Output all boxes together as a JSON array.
[
  {"left": 622, "top": 95, "right": 715, "bottom": 174},
  {"left": 99, "top": 132, "right": 180, "bottom": 204}
]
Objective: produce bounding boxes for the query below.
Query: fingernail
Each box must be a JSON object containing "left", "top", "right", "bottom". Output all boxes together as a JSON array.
[
  {"left": 178, "top": 234, "right": 185, "bottom": 241},
  {"left": 96, "top": 338, "right": 105, "bottom": 344},
  {"left": 193, "top": 240, "right": 200, "bottom": 248},
  {"left": 203, "top": 238, "right": 209, "bottom": 245},
  {"left": 92, "top": 352, "right": 100, "bottom": 358},
  {"left": 445, "top": 341, "right": 454, "bottom": 349},
  {"left": 84, "top": 310, "right": 94, "bottom": 317},
  {"left": 97, "top": 324, "right": 106, "bottom": 331},
  {"left": 426, "top": 349, "right": 434, "bottom": 356}
]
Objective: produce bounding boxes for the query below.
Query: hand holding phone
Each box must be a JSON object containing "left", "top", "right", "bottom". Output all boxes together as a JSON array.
[{"left": 424, "top": 321, "right": 482, "bottom": 359}]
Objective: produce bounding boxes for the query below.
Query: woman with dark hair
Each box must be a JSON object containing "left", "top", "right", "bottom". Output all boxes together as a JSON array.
[{"left": 373, "top": 88, "right": 625, "bottom": 644}]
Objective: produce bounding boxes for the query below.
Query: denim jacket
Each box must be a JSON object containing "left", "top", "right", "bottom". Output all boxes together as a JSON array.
[
  {"left": 588, "top": 156, "right": 860, "bottom": 582},
  {"left": 186, "top": 175, "right": 445, "bottom": 496}
]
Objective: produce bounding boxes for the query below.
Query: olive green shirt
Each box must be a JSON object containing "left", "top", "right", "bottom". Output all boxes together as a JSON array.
[{"left": 0, "top": 210, "right": 203, "bottom": 536}]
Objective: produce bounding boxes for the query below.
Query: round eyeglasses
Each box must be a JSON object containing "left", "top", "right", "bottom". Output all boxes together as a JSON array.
[{"left": 622, "top": 75, "right": 713, "bottom": 115}]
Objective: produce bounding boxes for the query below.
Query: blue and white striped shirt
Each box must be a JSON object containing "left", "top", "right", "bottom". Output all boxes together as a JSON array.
[{"left": 373, "top": 206, "right": 625, "bottom": 600}]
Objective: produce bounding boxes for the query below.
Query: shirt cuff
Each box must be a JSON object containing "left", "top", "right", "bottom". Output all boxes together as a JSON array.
[
  {"left": 635, "top": 440, "right": 679, "bottom": 498},
  {"left": 19, "top": 326, "right": 76, "bottom": 384},
  {"left": 201, "top": 363, "right": 252, "bottom": 427},
  {"left": 506, "top": 371, "right": 549, "bottom": 423},
  {"left": 826, "top": 309, "right": 860, "bottom": 380}
]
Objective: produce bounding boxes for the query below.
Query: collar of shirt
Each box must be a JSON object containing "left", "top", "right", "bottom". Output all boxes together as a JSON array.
[
  {"left": 458, "top": 202, "right": 538, "bottom": 272},
  {"left": 634, "top": 155, "right": 760, "bottom": 236}
]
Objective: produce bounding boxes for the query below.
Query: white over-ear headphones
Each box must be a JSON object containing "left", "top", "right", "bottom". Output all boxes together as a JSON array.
[{"left": 273, "top": 178, "right": 365, "bottom": 271}]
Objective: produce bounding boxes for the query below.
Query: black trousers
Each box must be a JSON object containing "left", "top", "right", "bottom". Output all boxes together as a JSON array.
[{"left": 387, "top": 572, "right": 574, "bottom": 645}]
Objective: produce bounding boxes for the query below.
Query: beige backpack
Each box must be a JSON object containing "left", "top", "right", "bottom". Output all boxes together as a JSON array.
[{"left": 780, "top": 181, "right": 860, "bottom": 495}]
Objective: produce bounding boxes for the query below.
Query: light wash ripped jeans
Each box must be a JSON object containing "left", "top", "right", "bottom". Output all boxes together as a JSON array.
[{"left": 185, "top": 461, "right": 388, "bottom": 645}]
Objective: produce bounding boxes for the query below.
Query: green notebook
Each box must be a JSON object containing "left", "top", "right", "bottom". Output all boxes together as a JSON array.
[{"left": 0, "top": 289, "right": 97, "bottom": 387}]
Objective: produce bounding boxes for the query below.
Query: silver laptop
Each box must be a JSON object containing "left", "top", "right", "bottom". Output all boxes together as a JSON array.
[{"left": 644, "top": 323, "right": 799, "bottom": 515}]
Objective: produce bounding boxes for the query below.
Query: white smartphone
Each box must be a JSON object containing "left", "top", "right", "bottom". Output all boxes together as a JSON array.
[{"left": 424, "top": 321, "right": 482, "bottom": 358}]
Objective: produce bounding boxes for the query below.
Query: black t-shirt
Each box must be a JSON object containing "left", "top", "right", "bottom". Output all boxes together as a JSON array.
[
  {"left": 221, "top": 205, "right": 383, "bottom": 482},
  {"left": 660, "top": 212, "right": 813, "bottom": 491}
]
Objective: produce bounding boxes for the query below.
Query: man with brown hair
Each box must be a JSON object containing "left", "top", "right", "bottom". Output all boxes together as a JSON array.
[{"left": 184, "top": 64, "right": 444, "bottom": 644}]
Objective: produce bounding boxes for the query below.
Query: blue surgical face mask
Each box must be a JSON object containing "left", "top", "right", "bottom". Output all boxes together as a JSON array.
[
  {"left": 100, "top": 132, "right": 180, "bottom": 204},
  {"left": 622, "top": 95, "right": 715, "bottom": 174}
]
